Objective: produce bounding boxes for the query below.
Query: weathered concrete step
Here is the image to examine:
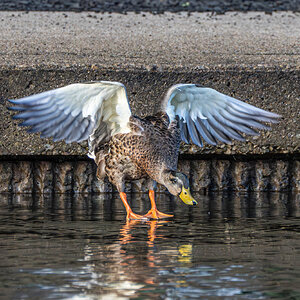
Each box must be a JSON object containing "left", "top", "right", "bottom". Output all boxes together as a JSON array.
[
  {"left": 1, "top": 68, "right": 299, "bottom": 156},
  {"left": 0, "top": 156, "right": 299, "bottom": 193}
]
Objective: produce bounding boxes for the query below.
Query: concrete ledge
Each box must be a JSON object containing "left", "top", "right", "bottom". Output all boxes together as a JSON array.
[
  {"left": 0, "top": 11, "right": 299, "bottom": 156},
  {"left": 1, "top": 68, "right": 299, "bottom": 156}
]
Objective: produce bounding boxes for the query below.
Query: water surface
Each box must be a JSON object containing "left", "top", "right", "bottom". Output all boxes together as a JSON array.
[{"left": 0, "top": 192, "right": 299, "bottom": 299}]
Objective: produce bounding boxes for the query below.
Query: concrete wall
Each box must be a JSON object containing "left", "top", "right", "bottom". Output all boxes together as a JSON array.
[{"left": 0, "top": 157, "right": 298, "bottom": 193}]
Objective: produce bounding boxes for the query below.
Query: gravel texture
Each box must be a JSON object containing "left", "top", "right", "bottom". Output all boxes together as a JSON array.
[
  {"left": 0, "top": 11, "right": 299, "bottom": 70},
  {"left": 0, "top": 0, "right": 299, "bottom": 13}
]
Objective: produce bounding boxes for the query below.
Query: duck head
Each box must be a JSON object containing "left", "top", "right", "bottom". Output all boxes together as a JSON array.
[{"left": 162, "top": 170, "right": 197, "bottom": 205}]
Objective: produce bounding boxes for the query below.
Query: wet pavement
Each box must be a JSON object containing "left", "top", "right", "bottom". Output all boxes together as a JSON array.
[{"left": 0, "top": 191, "right": 299, "bottom": 299}]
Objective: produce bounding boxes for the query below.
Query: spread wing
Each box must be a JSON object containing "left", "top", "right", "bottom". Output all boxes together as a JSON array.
[
  {"left": 8, "top": 81, "right": 131, "bottom": 157},
  {"left": 162, "top": 84, "right": 281, "bottom": 146}
]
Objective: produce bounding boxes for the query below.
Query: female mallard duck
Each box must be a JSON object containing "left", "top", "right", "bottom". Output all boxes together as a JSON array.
[{"left": 9, "top": 82, "right": 280, "bottom": 220}]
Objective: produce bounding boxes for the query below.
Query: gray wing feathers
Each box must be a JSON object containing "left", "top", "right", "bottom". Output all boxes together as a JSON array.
[
  {"left": 179, "top": 119, "right": 190, "bottom": 144},
  {"left": 8, "top": 82, "right": 131, "bottom": 147},
  {"left": 11, "top": 100, "right": 90, "bottom": 143},
  {"left": 163, "top": 84, "right": 281, "bottom": 147},
  {"left": 186, "top": 116, "right": 203, "bottom": 147},
  {"left": 194, "top": 119, "right": 217, "bottom": 145},
  {"left": 88, "top": 120, "right": 110, "bottom": 155}
]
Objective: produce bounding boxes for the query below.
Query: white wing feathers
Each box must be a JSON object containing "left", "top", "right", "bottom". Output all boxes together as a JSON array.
[
  {"left": 8, "top": 81, "right": 132, "bottom": 150},
  {"left": 9, "top": 81, "right": 281, "bottom": 154},
  {"left": 163, "top": 84, "right": 281, "bottom": 147}
]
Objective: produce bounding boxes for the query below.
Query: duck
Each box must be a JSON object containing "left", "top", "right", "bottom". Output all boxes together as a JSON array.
[{"left": 8, "top": 81, "right": 281, "bottom": 220}]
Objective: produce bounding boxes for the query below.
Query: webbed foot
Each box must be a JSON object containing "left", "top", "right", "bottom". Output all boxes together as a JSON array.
[
  {"left": 144, "top": 189, "right": 173, "bottom": 219},
  {"left": 143, "top": 209, "right": 173, "bottom": 219},
  {"left": 126, "top": 211, "right": 148, "bottom": 221}
]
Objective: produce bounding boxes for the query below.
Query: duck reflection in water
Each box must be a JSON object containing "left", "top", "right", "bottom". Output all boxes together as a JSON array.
[
  {"left": 120, "top": 219, "right": 172, "bottom": 276},
  {"left": 119, "top": 219, "right": 168, "bottom": 247},
  {"left": 82, "top": 218, "right": 194, "bottom": 296}
]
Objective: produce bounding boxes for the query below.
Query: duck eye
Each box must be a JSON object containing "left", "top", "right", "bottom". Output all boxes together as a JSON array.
[{"left": 171, "top": 178, "right": 177, "bottom": 184}]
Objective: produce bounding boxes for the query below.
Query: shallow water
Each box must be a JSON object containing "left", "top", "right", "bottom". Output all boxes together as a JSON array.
[{"left": 0, "top": 192, "right": 299, "bottom": 300}]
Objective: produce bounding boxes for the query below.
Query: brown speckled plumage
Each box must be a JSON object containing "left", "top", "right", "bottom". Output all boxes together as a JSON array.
[{"left": 95, "top": 112, "right": 180, "bottom": 192}]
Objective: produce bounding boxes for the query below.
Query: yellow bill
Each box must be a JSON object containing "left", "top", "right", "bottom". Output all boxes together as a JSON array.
[{"left": 179, "top": 187, "right": 198, "bottom": 205}]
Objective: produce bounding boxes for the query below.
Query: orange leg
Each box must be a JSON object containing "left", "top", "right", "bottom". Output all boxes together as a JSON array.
[
  {"left": 119, "top": 192, "right": 147, "bottom": 220},
  {"left": 143, "top": 190, "right": 173, "bottom": 219}
]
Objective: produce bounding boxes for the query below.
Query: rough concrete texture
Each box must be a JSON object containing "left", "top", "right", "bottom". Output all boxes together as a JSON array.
[
  {"left": 0, "top": 11, "right": 299, "bottom": 70},
  {"left": 0, "top": 158, "right": 299, "bottom": 193},
  {"left": 0, "top": 11, "right": 299, "bottom": 156}
]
